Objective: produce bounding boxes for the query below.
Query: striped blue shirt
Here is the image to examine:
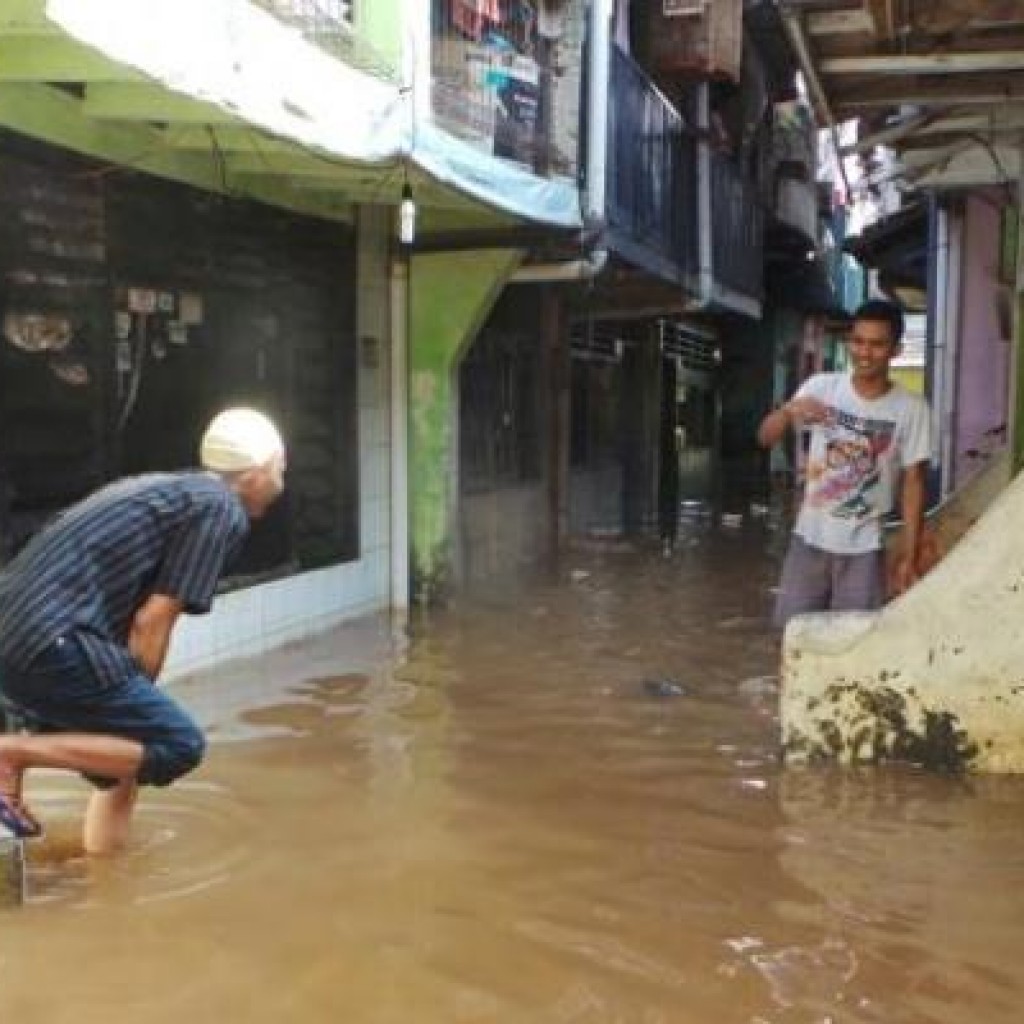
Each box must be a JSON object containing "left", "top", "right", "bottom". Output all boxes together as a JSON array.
[{"left": 0, "top": 472, "right": 249, "bottom": 686}]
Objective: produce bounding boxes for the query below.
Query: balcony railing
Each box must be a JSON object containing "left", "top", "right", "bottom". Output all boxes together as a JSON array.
[
  {"left": 606, "top": 44, "right": 697, "bottom": 282},
  {"left": 709, "top": 151, "right": 763, "bottom": 302},
  {"left": 430, "top": 4, "right": 582, "bottom": 178}
]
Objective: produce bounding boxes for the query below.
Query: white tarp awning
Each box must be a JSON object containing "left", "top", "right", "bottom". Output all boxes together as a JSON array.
[
  {"left": 45, "top": 0, "right": 583, "bottom": 227},
  {"left": 46, "top": 0, "right": 407, "bottom": 164}
]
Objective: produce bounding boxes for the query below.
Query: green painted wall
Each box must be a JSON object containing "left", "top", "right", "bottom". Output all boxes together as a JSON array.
[
  {"left": 355, "top": 0, "right": 402, "bottom": 75},
  {"left": 407, "top": 249, "right": 523, "bottom": 603},
  {"left": 0, "top": 83, "right": 355, "bottom": 224}
]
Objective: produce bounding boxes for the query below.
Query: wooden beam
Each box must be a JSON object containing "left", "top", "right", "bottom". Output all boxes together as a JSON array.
[
  {"left": 843, "top": 106, "right": 1024, "bottom": 155},
  {"left": 913, "top": 144, "right": 1021, "bottom": 188},
  {"left": 909, "top": 108, "right": 1024, "bottom": 137},
  {"left": 822, "top": 51, "right": 1024, "bottom": 75},
  {"left": 224, "top": 169, "right": 365, "bottom": 196},
  {"left": 866, "top": 0, "right": 896, "bottom": 42},
  {"left": 0, "top": 36, "right": 144, "bottom": 82},
  {"left": 835, "top": 78, "right": 1024, "bottom": 111},
  {"left": 781, "top": 10, "right": 836, "bottom": 126},
  {"left": 82, "top": 83, "right": 241, "bottom": 124},
  {"left": 220, "top": 149, "right": 367, "bottom": 179},
  {"left": 0, "top": 82, "right": 353, "bottom": 223},
  {"left": 163, "top": 125, "right": 299, "bottom": 154},
  {"left": 807, "top": 8, "right": 876, "bottom": 36},
  {"left": 286, "top": 175, "right": 483, "bottom": 212},
  {"left": 0, "top": 0, "right": 55, "bottom": 35},
  {"left": 900, "top": 140, "right": 976, "bottom": 180},
  {"left": 909, "top": 1, "right": 1024, "bottom": 36},
  {"left": 896, "top": 122, "right": 1024, "bottom": 153},
  {"left": 841, "top": 110, "right": 942, "bottom": 155},
  {"left": 0, "top": 82, "right": 214, "bottom": 178}
]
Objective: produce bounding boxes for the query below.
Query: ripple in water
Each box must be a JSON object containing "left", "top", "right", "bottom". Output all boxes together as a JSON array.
[{"left": 23, "top": 777, "right": 261, "bottom": 909}]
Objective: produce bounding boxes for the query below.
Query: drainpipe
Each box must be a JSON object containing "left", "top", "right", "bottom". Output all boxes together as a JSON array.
[
  {"left": 1011, "top": 142, "right": 1024, "bottom": 475},
  {"left": 509, "top": 0, "right": 613, "bottom": 284},
  {"left": 779, "top": 6, "right": 853, "bottom": 202},
  {"left": 583, "top": 0, "right": 611, "bottom": 228},
  {"left": 390, "top": 255, "right": 411, "bottom": 613},
  {"left": 688, "top": 82, "right": 714, "bottom": 310}
]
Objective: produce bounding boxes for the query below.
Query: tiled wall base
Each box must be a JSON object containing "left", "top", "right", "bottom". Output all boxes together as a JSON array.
[{"left": 164, "top": 557, "right": 391, "bottom": 682}]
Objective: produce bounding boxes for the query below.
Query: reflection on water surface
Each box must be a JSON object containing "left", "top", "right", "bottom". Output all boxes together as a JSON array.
[{"left": 2, "top": 528, "right": 1023, "bottom": 1023}]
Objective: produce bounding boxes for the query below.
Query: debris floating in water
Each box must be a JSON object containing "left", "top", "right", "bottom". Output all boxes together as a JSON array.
[
  {"left": 738, "top": 675, "right": 779, "bottom": 698},
  {"left": 642, "top": 678, "right": 686, "bottom": 698}
]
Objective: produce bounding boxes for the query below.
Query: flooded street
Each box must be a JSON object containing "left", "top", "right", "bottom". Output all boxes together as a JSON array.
[{"left": 3, "top": 524, "right": 1024, "bottom": 1023}]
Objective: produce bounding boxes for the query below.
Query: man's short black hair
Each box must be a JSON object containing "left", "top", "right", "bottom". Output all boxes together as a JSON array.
[{"left": 852, "top": 298, "right": 904, "bottom": 344}]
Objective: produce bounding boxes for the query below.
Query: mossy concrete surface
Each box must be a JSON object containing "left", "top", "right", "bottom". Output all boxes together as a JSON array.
[
  {"left": 782, "top": 457, "right": 1024, "bottom": 773},
  {"left": 407, "top": 249, "right": 523, "bottom": 604}
]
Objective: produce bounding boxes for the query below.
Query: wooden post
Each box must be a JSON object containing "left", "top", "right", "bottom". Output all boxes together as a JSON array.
[
  {"left": 533, "top": 35, "right": 554, "bottom": 178},
  {"left": 1011, "top": 157, "right": 1024, "bottom": 475},
  {"left": 541, "top": 287, "right": 568, "bottom": 566}
]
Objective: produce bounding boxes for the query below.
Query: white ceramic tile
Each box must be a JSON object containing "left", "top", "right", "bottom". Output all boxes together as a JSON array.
[{"left": 164, "top": 562, "right": 390, "bottom": 682}]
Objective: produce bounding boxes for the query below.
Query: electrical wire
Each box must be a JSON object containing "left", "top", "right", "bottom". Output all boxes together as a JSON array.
[{"left": 206, "top": 125, "right": 231, "bottom": 193}]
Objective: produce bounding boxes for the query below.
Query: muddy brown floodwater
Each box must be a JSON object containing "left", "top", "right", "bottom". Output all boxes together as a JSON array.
[{"left": 3, "top": 523, "right": 1024, "bottom": 1023}]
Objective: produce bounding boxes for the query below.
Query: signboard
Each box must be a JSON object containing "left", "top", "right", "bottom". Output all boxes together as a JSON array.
[{"left": 663, "top": 0, "right": 705, "bottom": 15}]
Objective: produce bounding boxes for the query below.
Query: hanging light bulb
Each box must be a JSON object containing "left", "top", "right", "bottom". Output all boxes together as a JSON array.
[{"left": 399, "top": 182, "right": 416, "bottom": 245}]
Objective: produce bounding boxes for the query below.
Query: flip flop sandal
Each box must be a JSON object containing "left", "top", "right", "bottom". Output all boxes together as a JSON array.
[{"left": 0, "top": 794, "right": 43, "bottom": 840}]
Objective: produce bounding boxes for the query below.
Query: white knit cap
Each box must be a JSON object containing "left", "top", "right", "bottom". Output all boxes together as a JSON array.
[{"left": 200, "top": 407, "right": 284, "bottom": 472}]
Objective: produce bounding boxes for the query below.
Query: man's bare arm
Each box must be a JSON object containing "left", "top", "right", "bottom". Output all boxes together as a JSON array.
[
  {"left": 758, "top": 404, "right": 792, "bottom": 448},
  {"left": 757, "top": 396, "right": 830, "bottom": 448},
  {"left": 894, "top": 461, "right": 928, "bottom": 593},
  {"left": 128, "top": 593, "right": 184, "bottom": 680}
]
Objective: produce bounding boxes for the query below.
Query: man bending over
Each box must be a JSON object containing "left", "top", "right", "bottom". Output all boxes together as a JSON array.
[{"left": 0, "top": 407, "right": 286, "bottom": 853}]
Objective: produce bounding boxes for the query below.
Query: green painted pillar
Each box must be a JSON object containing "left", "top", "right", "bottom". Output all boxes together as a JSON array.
[{"left": 407, "top": 249, "right": 522, "bottom": 604}]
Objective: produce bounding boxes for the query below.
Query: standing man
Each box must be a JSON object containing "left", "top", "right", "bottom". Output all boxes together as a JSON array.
[
  {"left": 0, "top": 407, "right": 286, "bottom": 853},
  {"left": 757, "top": 299, "right": 931, "bottom": 628}
]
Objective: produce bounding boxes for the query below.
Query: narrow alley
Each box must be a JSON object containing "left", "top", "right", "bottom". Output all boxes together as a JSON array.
[{"left": 3, "top": 520, "right": 1023, "bottom": 1024}]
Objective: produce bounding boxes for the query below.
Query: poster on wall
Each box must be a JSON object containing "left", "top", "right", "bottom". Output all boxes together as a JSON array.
[{"left": 491, "top": 58, "right": 539, "bottom": 165}]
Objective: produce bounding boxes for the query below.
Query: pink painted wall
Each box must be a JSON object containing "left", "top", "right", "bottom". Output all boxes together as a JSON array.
[{"left": 955, "top": 193, "right": 1011, "bottom": 487}]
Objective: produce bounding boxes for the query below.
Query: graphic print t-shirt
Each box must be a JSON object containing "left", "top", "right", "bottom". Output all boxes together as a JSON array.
[{"left": 792, "top": 372, "right": 931, "bottom": 554}]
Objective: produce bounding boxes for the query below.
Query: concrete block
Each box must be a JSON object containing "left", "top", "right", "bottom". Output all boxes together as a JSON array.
[{"left": 782, "top": 455, "right": 1024, "bottom": 773}]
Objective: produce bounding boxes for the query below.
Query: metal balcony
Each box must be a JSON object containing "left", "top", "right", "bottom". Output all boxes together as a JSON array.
[{"left": 606, "top": 43, "right": 697, "bottom": 284}]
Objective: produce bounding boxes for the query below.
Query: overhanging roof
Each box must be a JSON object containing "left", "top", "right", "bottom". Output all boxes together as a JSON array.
[
  {"left": 778, "top": 0, "right": 1024, "bottom": 192},
  {"left": 844, "top": 200, "right": 928, "bottom": 298},
  {"left": 0, "top": 0, "right": 574, "bottom": 233},
  {"left": 766, "top": 257, "right": 849, "bottom": 317}
]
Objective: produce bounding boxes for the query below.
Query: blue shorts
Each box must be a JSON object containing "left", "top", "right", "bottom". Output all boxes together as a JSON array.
[{"left": 0, "top": 634, "right": 205, "bottom": 789}]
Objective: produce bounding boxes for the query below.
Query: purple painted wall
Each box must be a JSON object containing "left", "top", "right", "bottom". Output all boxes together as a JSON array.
[{"left": 955, "top": 193, "right": 1011, "bottom": 487}]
